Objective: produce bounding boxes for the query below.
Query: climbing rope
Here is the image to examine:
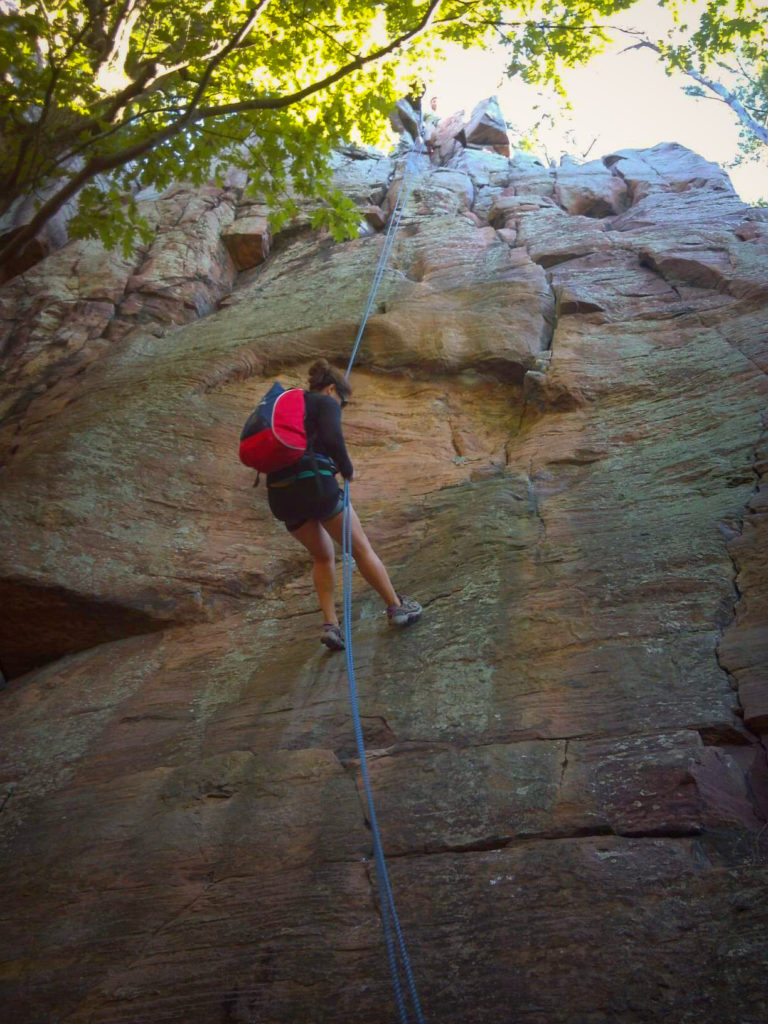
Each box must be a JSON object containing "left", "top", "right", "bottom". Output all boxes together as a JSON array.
[
  {"left": 341, "top": 135, "right": 427, "bottom": 1024},
  {"left": 342, "top": 489, "right": 424, "bottom": 1024},
  {"left": 346, "top": 139, "right": 425, "bottom": 378}
]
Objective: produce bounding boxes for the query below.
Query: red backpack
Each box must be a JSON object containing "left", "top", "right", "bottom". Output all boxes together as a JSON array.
[{"left": 239, "top": 383, "right": 307, "bottom": 473}]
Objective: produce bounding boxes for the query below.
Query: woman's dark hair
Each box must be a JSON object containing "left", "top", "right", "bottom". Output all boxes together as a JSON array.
[{"left": 307, "top": 359, "right": 352, "bottom": 401}]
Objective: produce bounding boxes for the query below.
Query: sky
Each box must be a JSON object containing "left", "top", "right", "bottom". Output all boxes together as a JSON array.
[{"left": 427, "top": 0, "right": 766, "bottom": 203}]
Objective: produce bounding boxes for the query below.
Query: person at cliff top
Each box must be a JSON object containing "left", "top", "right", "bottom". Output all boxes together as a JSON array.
[
  {"left": 266, "top": 359, "right": 422, "bottom": 651},
  {"left": 422, "top": 95, "right": 440, "bottom": 152}
]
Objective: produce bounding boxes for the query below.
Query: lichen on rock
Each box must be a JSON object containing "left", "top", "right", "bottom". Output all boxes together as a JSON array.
[{"left": 0, "top": 118, "right": 767, "bottom": 1024}]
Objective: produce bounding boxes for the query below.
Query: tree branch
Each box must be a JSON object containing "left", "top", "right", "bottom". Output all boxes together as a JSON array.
[
  {"left": 48, "top": 102, "right": 186, "bottom": 173},
  {"left": 92, "top": 0, "right": 146, "bottom": 89},
  {"left": 44, "top": 0, "right": 270, "bottom": 144},
  {"left": 0, "top": 0, "right": 447, "bottom": 269},
  {"left": 184, "top": 0, "right": 273, "bottom": 117},
  {"left": 681, "top": 63, "right": 768, "bottom": 144},
  {"left": 196, "top": 0, "right": 445, "bottom": 117},
  {"left": 293, "top": 17, "right": 360, "bottom": 62},
  {"left": 621, "top": 34, "right": 768, "bottom": 145}
]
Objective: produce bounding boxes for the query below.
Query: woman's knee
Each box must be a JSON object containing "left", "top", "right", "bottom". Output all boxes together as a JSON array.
[
  {"left": 351, "top": 526, "right": 377, "bottom": 563},
  {"left": 311, "top": 528, "right": 335, "bottom": 564},
  {"left": 322, "top": 505, "right": 376, "bottom": 559},
  {"left": 351, "top": 533, "right": 374, "bottom": 560},
  {"left": 313, "top": 547, "right": 334, "bottom": 568}
]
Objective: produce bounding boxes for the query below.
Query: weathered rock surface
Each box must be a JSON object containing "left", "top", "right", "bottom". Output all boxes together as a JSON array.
[
  {"left": 1, "top": 134, "right": 767, "bottom": 1023},
  {"left": 463, "top": 95, "right": 510, "bottom": 149},
  {"left": 554, "top": 154, "right": 629, "bottom": 216},
  {"left": 222, "top": 214, "right": 271, "bottom": 270}
]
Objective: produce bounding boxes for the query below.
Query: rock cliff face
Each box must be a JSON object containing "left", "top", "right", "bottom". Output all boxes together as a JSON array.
[{"left": 1, "top": 117, "right": 767, "bottom": 1023}]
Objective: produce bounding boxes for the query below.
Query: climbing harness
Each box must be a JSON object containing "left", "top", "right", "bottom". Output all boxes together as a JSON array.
[{"left": 341, "top": 134, "right": 427, "bottom": 1024}]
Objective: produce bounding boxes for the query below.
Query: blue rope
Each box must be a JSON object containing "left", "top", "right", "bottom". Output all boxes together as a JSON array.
[
  {"left": 340, "top": 133, "right": 426, "bottom": 1024},
  {"left": 342, "top": 482, "right": 425, "bottom": 1024},
  {"left": 346, "top": 140, "right": 425, "bottom": 378}
]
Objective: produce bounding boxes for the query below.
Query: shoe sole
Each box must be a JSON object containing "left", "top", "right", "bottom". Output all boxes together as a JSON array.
[
  {"left": 321, "top": 636, "right": 345, "bottom": 651},
  {"left": 388, "top": 612, "right": 422, "bottom": 627}
]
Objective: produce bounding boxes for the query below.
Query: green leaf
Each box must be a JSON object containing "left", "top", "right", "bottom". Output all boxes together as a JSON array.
[{"left": 1, "top": 0, "right": 766, "bottom": 271}]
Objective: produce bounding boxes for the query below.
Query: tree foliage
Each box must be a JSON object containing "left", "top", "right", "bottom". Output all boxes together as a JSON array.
[
  {"left": 619, "top": 0, "right": 767, "bottom": 155},
  {"left": 0, "top": 0, "right": 640, "bottom": 271},
  {"left": 1, "top": 0, "right": 763, "bottom": 275}
]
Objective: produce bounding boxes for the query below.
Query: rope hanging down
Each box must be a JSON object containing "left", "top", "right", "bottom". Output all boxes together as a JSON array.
[
  {"left": 342, "top": 138, "right": 426, "bottom": 1024},
  {"left": 346, "top": 141, "right": 425, "bottom": 379}
]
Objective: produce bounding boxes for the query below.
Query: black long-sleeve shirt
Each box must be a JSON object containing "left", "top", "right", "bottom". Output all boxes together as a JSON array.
[{"left": 268, "top": 390, "right": 353, "bottom": 483}]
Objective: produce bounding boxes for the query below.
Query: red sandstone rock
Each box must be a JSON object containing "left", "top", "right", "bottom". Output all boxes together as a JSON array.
[
  {"left": 554, "top": 155, "right": 629, "bottom": 216},
  {"left": 463, "top": 96, "right": 509, "bottom": 148},
  {"left": 740, "top": 680, "right": 768, "bottom": 731},
  {"left": 604, "top": 141, "right": 735, "bottom": 202},
  {"left": 720, "top": 444, "right": 768, "bottom": 735},
  {"left": 221, "top": 214, "right": 271, "bottom": 269},
  {"left": 429, "top": 109, "right": 466, "bottom": 166},
  {"left": 0, "top": 140, "right": 767, "bottom": 1024},
  {"left": 364, "top": 204, "right": 388, "bottom": 229}
]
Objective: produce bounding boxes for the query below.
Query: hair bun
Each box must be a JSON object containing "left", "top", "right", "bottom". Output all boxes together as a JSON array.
[
  {"left": 306, "top": 358, "right": 352, "bottom": 401},
  {"left": 308, "top": 359, "right": 332, "bottom": 390}
]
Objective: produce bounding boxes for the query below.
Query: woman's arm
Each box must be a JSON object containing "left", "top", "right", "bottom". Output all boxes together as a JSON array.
[{"left": 311, "top": 393, "right": 354, "bottom": 479}]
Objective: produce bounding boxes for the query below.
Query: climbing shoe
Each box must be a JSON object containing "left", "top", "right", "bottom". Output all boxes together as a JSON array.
[
  {"left": 387, "top": 594, "right": 422, "bottom": 627},
  {"left": 321, "top": 623, "right": 345, "bottom": 651}
]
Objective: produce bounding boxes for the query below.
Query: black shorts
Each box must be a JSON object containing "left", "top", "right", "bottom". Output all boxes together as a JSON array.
[{"left": 268, "top": 473, "right": 345, "bottom": 533}]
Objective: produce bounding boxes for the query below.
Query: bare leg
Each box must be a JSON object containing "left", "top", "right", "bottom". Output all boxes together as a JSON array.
[
  {"left": 289, "top": 519, "right": 338, "bottom": 624},
  {"left": 323, "top": 504, "right": 400, "bottom": 608}
]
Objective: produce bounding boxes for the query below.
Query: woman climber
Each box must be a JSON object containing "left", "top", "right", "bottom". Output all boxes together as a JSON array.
[{"left": 266, "top": 359, "right": 422, "bottom": 651}]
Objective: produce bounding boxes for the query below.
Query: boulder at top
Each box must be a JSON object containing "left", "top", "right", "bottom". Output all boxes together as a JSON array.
[
  {"left": 463, "top": 96, "right": 510, "bottom": 147},
  {"left": 554, "top": 155, "right": 629, "bottom": 217},
  {"left": 221, "top": 215, "right": 271, "bottom": 270}
]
